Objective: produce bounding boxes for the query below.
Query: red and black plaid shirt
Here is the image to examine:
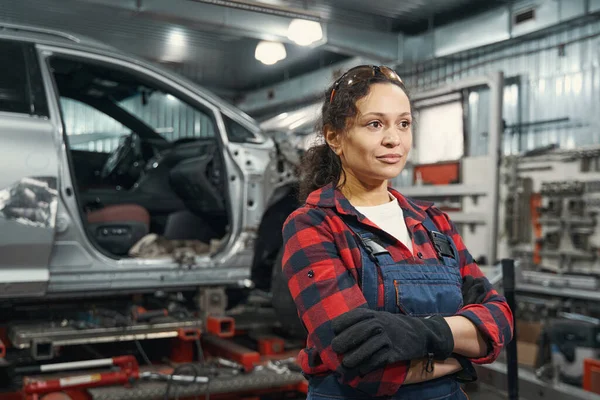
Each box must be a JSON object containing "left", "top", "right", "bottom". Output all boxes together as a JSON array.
[{"left": 282, "top": 183, "right": 514, "bottom": 397}]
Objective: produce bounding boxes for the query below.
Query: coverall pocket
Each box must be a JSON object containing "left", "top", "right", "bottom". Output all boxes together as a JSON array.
[{"left": 393, "top": 278, "right": 463, "bottom": 317}]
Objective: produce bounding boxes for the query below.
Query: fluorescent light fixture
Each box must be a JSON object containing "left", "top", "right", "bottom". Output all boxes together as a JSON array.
[
  {"left": 168, "top": 29, "right": 185, "bottom": 46},
  {"left": 289, "top": 116, "right": 309, "bottom": 131},
  {"left": 287, "top": 19, "right": 323, "bottom": 46},
  {"left": 255, "top": 41, "right": 287, "bottom": 65},
  {"left": 163, "top": 29, "right": 187, "bottom": 62}
]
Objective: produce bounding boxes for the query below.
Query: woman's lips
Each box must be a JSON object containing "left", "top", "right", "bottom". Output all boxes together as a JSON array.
[{"left": 377, "top": 154, "right": 402, "bottom": 164}]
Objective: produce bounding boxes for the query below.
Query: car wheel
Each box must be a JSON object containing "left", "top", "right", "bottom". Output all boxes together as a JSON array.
[{"left": 271, "top": 248, "right": 307, "bottom": 339}]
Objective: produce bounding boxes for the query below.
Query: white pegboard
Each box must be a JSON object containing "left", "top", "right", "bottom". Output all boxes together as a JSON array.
[{"left": 461, "top": 156, "right": 496, "bottom": 263}]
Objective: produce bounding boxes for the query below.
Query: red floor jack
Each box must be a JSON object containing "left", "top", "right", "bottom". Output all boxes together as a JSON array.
[
  {"left": 17, "top": 356, "right": 212, "bottom": 400},
  {"left": 18, "top": 356, "right": 139, "bottom": 400}
]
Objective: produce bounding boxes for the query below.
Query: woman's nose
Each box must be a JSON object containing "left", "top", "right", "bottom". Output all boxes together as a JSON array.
[{"left": 382, "top": 130, "right": 401, "bottom": 147}]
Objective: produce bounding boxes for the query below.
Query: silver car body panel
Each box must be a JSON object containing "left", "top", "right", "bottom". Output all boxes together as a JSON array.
[{"left": 0, "top": 114, "right": 58, "bottom": 298}]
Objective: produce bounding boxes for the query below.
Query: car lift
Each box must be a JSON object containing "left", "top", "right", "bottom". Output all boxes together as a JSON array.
[
  {"left": 0, "top": 289, "right": 308, "bottom": 400},
  {"left": 7, "top": 261, "right": 590, "bottom": 400}
]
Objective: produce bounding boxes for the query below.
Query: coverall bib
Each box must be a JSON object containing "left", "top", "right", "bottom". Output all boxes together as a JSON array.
[{"left": 307, "top": 215, "right": 469, "bottom": 400}]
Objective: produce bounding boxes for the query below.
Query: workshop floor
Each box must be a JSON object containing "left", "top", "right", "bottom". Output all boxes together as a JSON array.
[
  {"left": 464, "top": 384, "right": 508, "bottom": 399},
  {"left": 290, "top": 384, "right": 510, "bottom": 399}
]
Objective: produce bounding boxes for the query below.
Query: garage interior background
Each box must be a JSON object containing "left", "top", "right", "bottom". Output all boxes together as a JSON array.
[
  {"left": 2, "top": 0, "right": 600, "bottom": 399},
  {"left": 3, "top": 0, "right": 599, "bottom": 154}
]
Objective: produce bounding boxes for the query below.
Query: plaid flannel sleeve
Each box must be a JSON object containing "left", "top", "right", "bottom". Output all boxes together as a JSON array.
[
  {"left": 282, "top": 207, "right": 410, "bottom": 396},
  {"left": 438, "top": 211, "right": 515, "bottom": 364}
]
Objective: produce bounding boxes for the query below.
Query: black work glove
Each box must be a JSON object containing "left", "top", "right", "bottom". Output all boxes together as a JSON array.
[
  {"left": 451, "top": 354, "right": 478, "bottom": 383},
  {"left": 461, "top": 275, "right": 492, "bottom": 306},
  {"left": 331, "top": 308, "right": 454, "bottom": 376}
]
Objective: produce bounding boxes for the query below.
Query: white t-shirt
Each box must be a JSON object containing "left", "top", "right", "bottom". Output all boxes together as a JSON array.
[{"left": 355, "top": 194, "right": 413, "bottom": 253}]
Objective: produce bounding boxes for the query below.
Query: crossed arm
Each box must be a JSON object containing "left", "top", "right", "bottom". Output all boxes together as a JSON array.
[
  {"left": 405, "top": 316, "right": 488, "bottom": 384},
  {"left": 406, "top": 358, "right": 461, "bottom": 384}
]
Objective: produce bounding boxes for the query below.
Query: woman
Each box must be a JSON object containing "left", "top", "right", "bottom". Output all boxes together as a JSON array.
[{"left": 281, "top": 65, "right": 514, "bottom": 399}]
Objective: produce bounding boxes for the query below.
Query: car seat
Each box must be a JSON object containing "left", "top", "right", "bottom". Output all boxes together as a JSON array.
[
  {"left": 86, "top": 204, "right": 150, "bottom": 256},
  {"left": 163, "top": 210, "right": 218, "bottom": 243}
]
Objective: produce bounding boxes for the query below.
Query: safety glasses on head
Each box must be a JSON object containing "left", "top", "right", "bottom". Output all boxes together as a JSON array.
[{"left": 329, "top": 65, "right": 403, "bottom": 104}]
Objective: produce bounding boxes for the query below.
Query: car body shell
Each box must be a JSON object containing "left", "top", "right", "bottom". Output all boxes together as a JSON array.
[{"left": 0, "top": 23, "right": 298, "bottom": 300}]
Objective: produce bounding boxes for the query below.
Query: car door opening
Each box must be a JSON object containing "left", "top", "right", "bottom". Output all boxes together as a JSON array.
[{"left": 49, "top": 56, "right": 231, "bottom": 260}]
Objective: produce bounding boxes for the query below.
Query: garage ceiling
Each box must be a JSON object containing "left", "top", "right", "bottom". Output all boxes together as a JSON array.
[
  {"left": 262, "top": 0, "right": 511, "bottom": 33},
  {"left": 0, "top": 0, "right": 510, "bottom": 95}
]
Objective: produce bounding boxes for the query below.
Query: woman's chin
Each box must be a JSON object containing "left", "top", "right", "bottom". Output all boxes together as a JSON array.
[{"left": 377, "top": 165, "right": 405, "bottom": 180}]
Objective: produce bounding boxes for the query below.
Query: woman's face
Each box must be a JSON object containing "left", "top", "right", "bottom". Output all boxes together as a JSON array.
[{"left": 328, "top": 82, "right": 413, "bottom": 188}]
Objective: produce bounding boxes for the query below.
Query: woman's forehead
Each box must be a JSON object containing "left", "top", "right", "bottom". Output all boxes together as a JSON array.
[{"left": 356, "top": 84, "right": 411, "bottom": 116}]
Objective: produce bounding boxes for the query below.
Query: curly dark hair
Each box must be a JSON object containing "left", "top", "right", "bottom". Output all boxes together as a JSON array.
[{"left": 298, "top": 68, "right": 412, "bottom": 201}]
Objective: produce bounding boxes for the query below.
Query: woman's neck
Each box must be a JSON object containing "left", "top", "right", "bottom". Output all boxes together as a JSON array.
[{"left": 340, "top": 175, "right": 391, "bottom": 207}]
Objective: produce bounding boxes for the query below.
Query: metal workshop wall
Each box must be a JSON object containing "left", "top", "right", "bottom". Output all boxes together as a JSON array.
[
  {"left": 399, "top": 19, "right": 600, "bottom": 157},
  {"left": 61, "top": 94, "right": 214, "bottom": 153},
  {"left": 60, "top": 98, "right": 128, "bottom": 152}
]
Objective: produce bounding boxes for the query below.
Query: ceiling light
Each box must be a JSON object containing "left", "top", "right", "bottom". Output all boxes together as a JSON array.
[
  {"left": 163, "top": 29, "right": 187, "bottom": 62},
  {"left": 168, "top": 29, "right": 186, "bottom": 47},
  {"left": 255, "top": 41, "right": 287, "bottom": 65},
  {"left": 287, "top": 19, "right": 323, "bottom": 46}
]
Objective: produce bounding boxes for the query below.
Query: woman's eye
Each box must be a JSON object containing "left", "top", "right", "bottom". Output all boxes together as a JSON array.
[
  {"left": 368, "top": 121, "right": 382, "bottom": 128},
  {"left": 399, "top": 120, "right": 411, "bottom": 129}
]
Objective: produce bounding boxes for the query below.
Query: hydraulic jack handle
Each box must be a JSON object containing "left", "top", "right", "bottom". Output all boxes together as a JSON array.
[{"left": 22, "top": 355, "right": 139, "bottom": 396}]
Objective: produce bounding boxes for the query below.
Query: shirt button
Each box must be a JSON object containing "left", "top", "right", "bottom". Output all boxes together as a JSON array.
[
  {"left": 308, "top": 270, "right": 314, "bottom": 278},
  {"left": 417, "top": 252, "right": 424, "bottom": 259}
]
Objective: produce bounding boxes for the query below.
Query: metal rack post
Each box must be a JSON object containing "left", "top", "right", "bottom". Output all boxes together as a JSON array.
[{"left": 502, "top": 258, "right": 519, "bottom": 400}]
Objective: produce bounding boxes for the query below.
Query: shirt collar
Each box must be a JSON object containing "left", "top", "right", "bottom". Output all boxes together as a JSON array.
[
  {"left": 305, "top": 183, "right": 433, "bottom": 230},
  {"left": 388, "top": 187, "right": 433, "bottom": 229}
]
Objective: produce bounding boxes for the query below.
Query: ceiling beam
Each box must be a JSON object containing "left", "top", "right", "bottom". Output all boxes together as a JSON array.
[
  {"left": 188, "top": 0, "right": 322, "bottom": 21},
  {"left": 235, "top": 56, "right": 378, "bottom": 117},
  {"left": 326, "top": 23, "right": 402, "bottom": 63},
  {"left": 76, "top": 0, "right": 402, "bottom": 61}
]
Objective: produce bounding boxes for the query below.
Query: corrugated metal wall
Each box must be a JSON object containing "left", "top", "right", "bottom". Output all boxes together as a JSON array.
[
  {"left": 120, "top": 94, "right": 216, "bottom": 142},
  {"left": 61, "top": 98, "right": 127, "bottom": 152},
  {"left": 400, "top": 19, "right": 600, "bottom": 156},
  {"left": 465, "top": 82, "right": 520, "bottom": 157},
  {"left": 61, "top": 93, "right": 215, "bottom": 153}
]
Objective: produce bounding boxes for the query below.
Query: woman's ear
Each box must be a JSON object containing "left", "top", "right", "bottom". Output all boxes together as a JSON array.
[{"left": 325, "top": 127, "right": 342, "bottom": 156}]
